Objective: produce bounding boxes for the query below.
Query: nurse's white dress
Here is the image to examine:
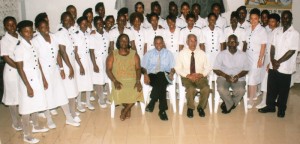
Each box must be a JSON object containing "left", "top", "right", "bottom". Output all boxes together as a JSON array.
[
  {"left": 32, "top": 34, "right": 68, "bottom": 109},
  {"left": 90, "top": 31, "right": 110, "bottom": 85},
  {"left": 73, "top": 30, "right": 93, "bottom": 92},
  {"left": 0, "top": 32, "right": 20, "bottom": 105},
  {"left": 55, "top": 27, "right": 79, "bottom": 98},
  {"left": 14, "top": 38, "right": 47, "bottom": 115},
  {"left": 245, "top": 24, "right": 267, "bottom": 85},
  {"left": 202, "top": 25, "right": 225, "bottom": 66}
]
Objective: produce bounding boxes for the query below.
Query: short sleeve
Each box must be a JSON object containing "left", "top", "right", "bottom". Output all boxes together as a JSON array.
[
  {"left": 14, "top": 46, "right": 25, "bottom": 62},
  {"left": 89, "top": 35, "right": 95, "bottom": 49},
  {"left": 198, "top": 30, "right": 205, "bottom": 44},
  {"left": 109, "top": 30, "right": 114, "bottom": 42},
  {"left": 127, "top": 30, "right": 135, "bottom": 41},
  {"left": 219, "top": 30, "right": 225, "bottom": 43},
  {"left": 260, "top": 28, "right": 268, "bottom": 44},
  {"left": 179, "top": 29, "right": 185, "bottom": 45},
  {"left": 289, "top": 32, "right": 299, "bottom": 51},
  {"left": 213, "top": 52, "right": 223, "bottom": 70},
  {"left": 242, "top": 54, "right": 251, "bottom": 71},
  {"left": 55, "top": 31, "right": 66, "bottom": 46},
  {"left": 0, "top": 39, "right": 9, "bottom": 56}
]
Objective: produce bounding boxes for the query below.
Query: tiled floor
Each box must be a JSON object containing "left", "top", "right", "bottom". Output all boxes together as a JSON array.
[{"left": 1, "top": 84, "right": 300, "bottom": 144}]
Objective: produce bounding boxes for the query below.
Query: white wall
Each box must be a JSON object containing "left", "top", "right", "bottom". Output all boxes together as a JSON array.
[
  {"left": 21, "top": 0, "right": 300, "bottom": 31},
  {"left": 21, "top": 0, "right": 118, "bottom": 31}
]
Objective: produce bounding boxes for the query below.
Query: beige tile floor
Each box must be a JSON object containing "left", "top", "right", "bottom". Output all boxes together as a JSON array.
[{"left": 1, "top": 84, "right": 300, "bottom": 144}]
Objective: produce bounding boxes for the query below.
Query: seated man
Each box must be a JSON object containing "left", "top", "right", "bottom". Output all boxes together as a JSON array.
[
  {"left": 142, "top": 36, "right": 175, "bottom": 121},
  {"left": 175, "top": 34, "right": 211, "bottom": 118},
  {"left": 213, "top": 35, "right": 249, "bottom": 114}
]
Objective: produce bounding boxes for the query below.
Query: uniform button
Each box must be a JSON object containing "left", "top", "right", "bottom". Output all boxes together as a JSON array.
[
  {"left": 139, "top": 45, "right": 141, "bottom": 47},
  {"left": 102, "top": 52, "right": 103, "bottom": 54},
  {"left": 49, "top": 65, "right": 51, "bottom": 67},
  {"left": 212, "top": 47, "right": 214, "bottom": 49},
  {"left": 31, "top": 79, "right": 33, "bottom": 81},
  {"left": 212, "top": 43, "right": 214, "bottom": 44},
  {"left": 104, "top": 43, "right": 106, "bottom": 44},
  {"left": 212, "top": 39, "right": 214, "bottom": 41},
  {"left": 211, "top": 50, "right": 213, "bottom": 52},
  {"left": 33, "top": 68, "right": 35, "bottom": 70},
  {"left": 9, "top": 69, "right": 11, "bottom": 71},
  {"left": 189, "top": 31, "right": 191, "bottom": 32},
  {"left": 172, "top": 45, "right": 173, "bottom": 47},
  {"left": 52, "top": 56, "right": 54, "bottom": 58},
  {"left": 103, "top": 38, "right": 105, "bottom": 40}
]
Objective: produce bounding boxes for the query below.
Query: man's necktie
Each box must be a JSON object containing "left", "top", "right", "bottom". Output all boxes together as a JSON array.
[{"left": 190, "top": 52, "right": 195, "bottom": 74}]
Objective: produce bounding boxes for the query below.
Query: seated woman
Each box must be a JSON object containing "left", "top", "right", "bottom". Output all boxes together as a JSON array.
[{"left": 106, "top": 34, "right": 144, "bottom": 121}]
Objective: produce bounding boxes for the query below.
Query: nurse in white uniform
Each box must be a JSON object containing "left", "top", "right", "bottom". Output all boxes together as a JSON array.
[
  {"left": 164, "top": 15, "right": 181, "bottom": 57},
  {"left": 73, "top": 16, "right": 94, "bottom": 112},
  {"left": 179, "top": 14, "right": 204, "bottom": 51},
  {"left": 192, "top": 3, "right": 207, "bottom": 29},
  {"left": 33, "top": 19, "right": 80, "bottom": 129},
  {"left": 109, "top": 14, "right": 136, "bottom": 52},
  {"left": 237, "top": 6, "right": 251, "bottom": 29},
  {"left": 144, "top": 13, "right": 165, "bottom": 52},
  {"left": 224, "top": 12, "right": 246, "bottom": 51},
  {"left": 210, "top": 3, "right": 227, "bottom": 31},
  {"left": 202, "top": 13, "right": 225, "bottom": 69},
  {"left": 0, "top": 16, "right": 22, "bottom": 131},
  {"left": 83, "top": 8, "right": 96, "bottom": 34},
  {"left": 14, "top": 20, "right": 49, "bottom": 144},
  {"left": 90, "top": 16, "right": 110, "bottom": 108},
  {"left": 256, "top": 13, "right": 280, "bottom": 109},
  {"left": 245, "top": 8, "right": 267, "bottom": 108},
  {"left": 130, "top": 12, "right": 146, "bottom": 58},
  {"left": 55, "top": 12, "right": 80, "bottom": 122}
]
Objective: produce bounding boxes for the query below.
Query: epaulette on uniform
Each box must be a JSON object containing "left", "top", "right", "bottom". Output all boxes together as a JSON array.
[
  {"left": 180, "top": 26, "right": 186, "bottom": 30},
  {"left": 58, "top": 28, "right": 63, "bottom": 31},
  {"left": 216, "top": 26, "right": 221, "bottom": 29},
  {"left": 111, "top": 27, "right": 116, "bottom": 30},
  {"left": 75, "top": 31, "right": 79, "bottom": 34},
  {"left": 194, "top": 26, "right": 201, "bottom": 29},
  {"left": 239, "top": 27, "right": 244, "bottom": 29},
  {"left": 225, "top": 26, "right": 230, "bottom": 28},
  {"left": 16, "top": 40, "right": 20, "bottom": 45}
]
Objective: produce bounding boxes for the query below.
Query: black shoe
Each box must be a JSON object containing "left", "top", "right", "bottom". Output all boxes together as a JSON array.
[
  {"left": 277, "top": 110, "right": 285, "bottom": 118},
  {"left": 222, "top": 105, "right": 235, "bottom": 114},
  {"left": 220, "top": 102, "right": 226, "bottom": 111},
  {"left": 258, "top": 106, "right": 276, "bottom": 113},
  {"left": 158, "top": 111, "right": 168, "bottom": 121},
  {"left": 187, "top": 108, "right": 194, "bottom": 118},
  {"left": 197, "top": 107, "right": 205, "bottom": 117},
  {"left": 145, "top": 103, "right": 155, "bottom": 112}
]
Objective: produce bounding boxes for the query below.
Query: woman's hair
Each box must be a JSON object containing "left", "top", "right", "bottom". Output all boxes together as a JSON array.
[
  {"left": 60, "top": 11, "right": 73, "bottom": 23},
  {"left": 130, "top": 12, "right": 144, "bottom": 25},
  {"left": 166, "top": 14, "right": 177, "bottom": 23},
  {"left": 181, "top": 2, "right": 190, "bottom": 9},
  {"left": 118, "top": 7, "right": 128, "bottom": 16},
  {"left": 77, "top": 16, "right": 88, "bottom": 25},
  {"left": 82, "top": 8, "right": 93, "bottom": 17},
  {"left": 95, "top": 2, "right": 104, "bottom": 12},
  {"left": 230, "top": 11, "right": 239, "bottom": 19},
  {"left": 269, "top": 13, "right": 280, "bottom": 22},
  {"left": 146, "top": 13, "right": 159, "bottom": 23},
  {"left": 105, "top": 15, "right": 114, "bottom": 22},
  {"left": 17, "top": 20, "right": 33, "bottom": 33},
  {"left": 116, "top": 34, "right": 131, "bottom": 49},
  {"left": 151, "top": 1, "right": 161, "bottom": 12},
  {"left": 250, "top": 8, "right": 261, "bottom": 17},
  {"left": 93, "top": 16, "right": 103, "bottom": 26},
  {"left": 186, "top": 13, "right": 196, "bottom": 21},
  {"left": 3, "top": 16, "right": 16, "bottom": 25},
  {"left": 207, "top": 13, "right": 218, "bottom": 19},
  {"left": 236, "top": 6, "right": 247, "bottom": 14},
  {"left": 35, "top": 19, "right": 48, "bottom": 28},
  {"left": 261, "top": 10, "right": 270, "bottom": 17},
  {"left": 135, "top": 2, "right": 144, "bottom": 12}
]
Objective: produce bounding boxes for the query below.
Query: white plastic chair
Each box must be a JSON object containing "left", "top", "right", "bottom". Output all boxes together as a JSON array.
[
  {"left": 214, "top": 75, "right": 248, "bottom": 114},
  {"left": 178, "top": 75, "right": 213, "bottom": 115}
]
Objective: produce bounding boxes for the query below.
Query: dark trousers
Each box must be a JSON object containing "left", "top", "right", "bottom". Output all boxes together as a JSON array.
[
  {"left": 266, "top": 69, "right": 291, "bottom": 111},
  {"left": 148, "top": 72, "right": 169, "bottom": 111}
]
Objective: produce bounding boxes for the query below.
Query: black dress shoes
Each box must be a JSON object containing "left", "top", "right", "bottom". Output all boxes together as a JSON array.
[
  {"left": 220, "top": 102, "right": 226, "bottom": 111},
  {"left": 158, "top": 110, "right": 168, "bottom": 121},
  {"left": 258, "top": 106, "right": 276, "bottom": 113},
  {"left": 277, "top": 110, "right": 285, "bottom": 118},
  {"left": 197, "top": 107, "right": 205, "bottom": 117},
  {"left": 145, "top": 103, "right": 155, "bottom": 112},
  {"left": 187, "top": 108, "right": 194, "bottom": 118}
]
